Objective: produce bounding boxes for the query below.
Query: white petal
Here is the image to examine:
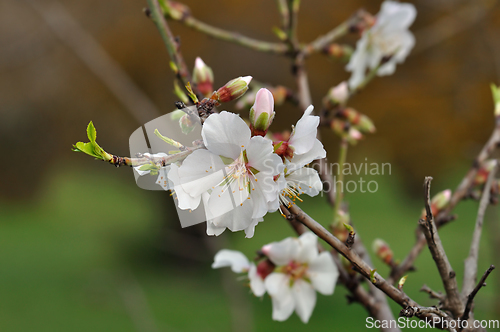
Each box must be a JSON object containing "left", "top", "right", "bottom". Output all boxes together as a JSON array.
[
  {"left": 244, "top": 217, "right": 263, "bottom": 239},
  {"left": 288, "top": 107, "right": 319, "bottom": 155},
  {"left": 212, "top": 249, "right": 250, "bottom": 273},
  {"left": 287, "top": 139, "right": 326, "bottom": 173},
  {"left": 206, "top": 174, "right": 250, "bottom": 220},
  {"left": 248, "top": 264, "right": 266, "bottom": 296},
  {"left": 155, "top": 166, "right": 173, "bottom": 191},
  {"left": 378, "top": 1, "right": 416, "bottom": 31},
  {"left": 291, "top": 279, "right": 317, "bottom": 323},
  {"left": 208, "top": 198, "right": 255, "bottom": 232},
  {"left": 308, "top": 252, "right": 339, "bottom": 295},
  {"left": 346, "top": 36, "right": 369, "bottom": 89},
  {"left": 285, "top": 168, "right": 323, "bottom": 197},
  {"left": 297, "top": 232, "right": 319, "bottom": 263},
  {"left": 168, "top": 164, "right": 201, "bottom": 210},
  {"left": 175, "top": 149, "right": 227, "bottom": 198},
  {"left": 265, "top": 273, "right": 295, "bottom": 321},
  {"left": 202, "top": 111, "right": 250, "bottom": 160},
  {"left": 263, "top": 237, "right": 299, "bottom": 266},
  {"left": 246, "top": 136, "right": 282, "bottom": 175},
  {"left": 206, "top": 220, "right": 226, "bottom": 236}
]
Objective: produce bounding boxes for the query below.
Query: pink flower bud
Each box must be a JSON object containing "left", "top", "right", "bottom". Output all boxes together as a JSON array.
[
  {"left": 192, "top": 57, "right": 214, "bottom": 97},
  {"left": 326, "top": 82, "right": 349, "bottom": 106},
  {"left": 215, "top": 76, "right": 252, "bottom": 103},
  {"left": 432, "top": 189, "right": 451, "bottom": 211},
  {"left": 250, "top": 88, "right": 275, "bottom": 136}
]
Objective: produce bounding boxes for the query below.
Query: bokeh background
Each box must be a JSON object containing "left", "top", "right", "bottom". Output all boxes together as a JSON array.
[{"left": 1, "top": 0, "right": 500, "bottom": 331}]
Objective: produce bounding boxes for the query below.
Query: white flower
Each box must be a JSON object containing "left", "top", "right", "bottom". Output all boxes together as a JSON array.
[
  {"left": 262, "top": 232, "right": 338, "bottom": 323},
  {"left": 212, "top": 249, "right": 266, "bottom": 296},
  {"left": 213, "top": 233, "right": 338, "bottom": 323},
  {"left": 346, "top": 1, "right": 416, "bottom": 89},
  {"left": 169, "top": 111, "right": 284, "bottom": 237},
  {"left": 276, "top": 106, "right": 326, "bottom": 208}
]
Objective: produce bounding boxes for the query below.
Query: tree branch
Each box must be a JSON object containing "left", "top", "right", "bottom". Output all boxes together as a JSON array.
[
  {"left": 461, "top": 265, "right": 496, "bottom": 322},
  {"left": 462, "top": 160, "right": 498, "bottom": 296},
  {"left": 419, "top": 177, "right": 463, "bottom": 317},
  {"left": 285, "top": 203, "right": 443, "bottom": 325}
]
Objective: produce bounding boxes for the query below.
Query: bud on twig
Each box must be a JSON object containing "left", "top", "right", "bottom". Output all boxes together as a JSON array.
[
  {"left": 161, "top": 1, "right": 190, "bottom": 20},
  {"left": 421, "top": 189, "right": 452, "bottom": 218},
  {"left": 324, "top": 81, "right": 349, "bottom": 108},
  {"left": 192, "top": 57, "right": 214, "bottom": 97},
  {"left": 474, "top": 159, "right": 497, "bottom": 186},
  {"left": 214, "top": 76, "right": 252, "bottom": 103},
  {"left": 398, "top": 275, "right": 408, "bottom": 291},
  {"left": 250, "top": 88, "right": 275, "bottom": 136},
  {"left": 323, "top": 44, "right": 354, "bottom": 62},
  {"left": 372, "top": 238, "right": 394, "bottom": 266}
]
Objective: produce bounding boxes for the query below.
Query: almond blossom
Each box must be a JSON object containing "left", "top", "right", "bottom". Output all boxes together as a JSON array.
[
  {"left": 169, "top": 111, "right": 284, "bottom": 237},
  {"left": 274, "top": 106, "right": 326, "bottom": 209},
  {"left": 212, "top": 232, "right": 339, "bottom": 323},
  {"left": 346, "top": 1, "right": 416, "bottom": 89}
]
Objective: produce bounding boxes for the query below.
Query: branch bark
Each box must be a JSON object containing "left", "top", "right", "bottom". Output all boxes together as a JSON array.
[
  {"left": 419, "top": 177, "right": 463, "bottom": 317},
  {"left": 462, "top": 161, "right": 498, "bottom": 296}
]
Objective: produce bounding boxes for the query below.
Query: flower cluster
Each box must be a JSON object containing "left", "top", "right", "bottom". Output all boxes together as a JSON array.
[
  {"left": 134, "top": 86, "right": 326, "bottom": 238},
  {"left": 346, "top": 1, "right": 416, "bottom": 89},
  {"left": 212, "top": 232, "right": 339, "bottom": 323}
]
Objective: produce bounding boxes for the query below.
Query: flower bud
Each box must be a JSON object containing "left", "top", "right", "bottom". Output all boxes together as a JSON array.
[
  {"left": 421, "top": 189, "right": 452, "bottom": 218},
  {"left": 372, "top": 238, "right": 393, "bottom": 265},
  {"left": 474, "top": 159, "right": 497, "bottom": 186},
  {"left": 324, "top": 82, "right": 349, "bottom": 108},
  {"left": 192, "top": 57, "right": 214, "bottom": 97},
  {"left": 163, "top": 1, "right": 190, "bottom": 20},
  {"left": 250, "top": 88, "right": 275, "bottom": 136},
  {"left": 215, "top": 76, "right": 252, "bottom": 103},
  {"left": 256, "top": 259, "right": 275, "bottom": 279},
  {"left": 491, "top": 83, "right": 500, "bottom": 118},
  {"left": 324, "top": 44, "right": 354, "bottom": 62}
]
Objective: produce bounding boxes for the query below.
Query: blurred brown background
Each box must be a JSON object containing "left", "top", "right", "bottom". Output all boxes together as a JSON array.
[{"left": 1, "top": 0, "right": 500, "bottom": 331}]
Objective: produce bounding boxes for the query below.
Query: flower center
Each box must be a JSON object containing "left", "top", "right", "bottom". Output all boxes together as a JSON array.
[{"left": 283, "top": 261, "right": 308, "bottom": 281}]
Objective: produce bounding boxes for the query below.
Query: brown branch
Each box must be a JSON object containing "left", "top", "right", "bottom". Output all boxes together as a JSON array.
[
  {"left": 419, "top": 177, "right": 463, "bottom": 317},
  {"left": 390, "top": 122, "right": 500, "bottom": 284},
  {"left": 147, "top": 0, "right": 202, "bottom": 99},
  {"left": 400, "top": 306, "right": 457, "bottom": 332},
  {"left": 461, "top": 265, "right": 496, "bottom": 321},
  {"left": 176, "top": 10, "right": 287, "bottom": 54},
  {"left": 285, "top": 203, "right": 442, "bottom": 324},
  {"left": 463, "top": 161, "right": 498, "bottom": 296},
  {"left": 420, "top": 284, "right": 446, "bottom": 302}
]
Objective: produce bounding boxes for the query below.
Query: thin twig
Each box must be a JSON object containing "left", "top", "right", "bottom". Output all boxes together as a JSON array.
[
  {"left": 147, "top": 0, "right": 201, "bottom": 98},
  {"left": 420, "top": 284, "right": 445, "bottom": 302},
  {"left": 461, "top": 265, "right": 496, "bottom": 321},
  {"left": 177, "top": 12, "right": 287, "bottom": 54},
  {"left": 462, "top": 161, "right": 498, "bottom": 296},
  {"left": 419, "top": 177, "right": 463, "bottom": 317}
]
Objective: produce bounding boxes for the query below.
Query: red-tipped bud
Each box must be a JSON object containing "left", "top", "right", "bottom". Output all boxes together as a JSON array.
[
  {"left": 324, "top": 44, "right": 354, "bottom": 62},
  {"left": 256, "top": 259, "right": 275, "bottom": 279},
  {"left": 474, "top": 160, "right": 497, "bottom": 186},
  {"left": 215, "top": 76, "right": 252, "bottom": 103},
  {"left": 372, "top": 238, "right": 393, "bottom": 265},
  {"left": 192, "top": 57, "right": 214, "bottom": 97},
  {"left": 250, "top": 88, "right": 275, "bottom": 136},
  {"left": 421, "top": 189, "right": 452, "bottom": 218}
]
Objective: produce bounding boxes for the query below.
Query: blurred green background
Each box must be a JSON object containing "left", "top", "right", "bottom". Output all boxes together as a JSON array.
[{"left": 1, "top": 0, "right": 500, "bottom": 331}]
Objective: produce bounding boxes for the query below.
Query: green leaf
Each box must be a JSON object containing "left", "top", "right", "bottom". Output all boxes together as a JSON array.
[
  {"left": 87, "top": 121, "right": 96, "bottom": 143},
  {"left": 185, "top": 82, "right": 199, "bottom": 104},
  {"left": 73, "top": 142, "right": 100, "bottom": 158}
]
